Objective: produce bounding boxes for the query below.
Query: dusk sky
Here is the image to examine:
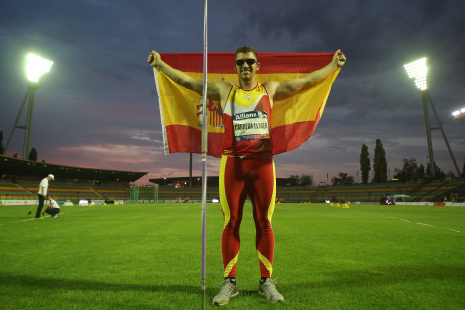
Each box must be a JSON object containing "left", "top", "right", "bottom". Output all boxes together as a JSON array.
[{"left": 1, "top": 0, "right": 464, "bottom": 185}]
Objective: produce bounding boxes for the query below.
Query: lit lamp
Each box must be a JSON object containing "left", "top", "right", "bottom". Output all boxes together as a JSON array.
[
  {"left": 404, "top": 58, "right": 460, "bottom": 179},
  {"left": 452, "top": 108, "right": 465, "bottom": 122},
  {"left": 4, "top": 54, "right": 53, "bottom": 159}
]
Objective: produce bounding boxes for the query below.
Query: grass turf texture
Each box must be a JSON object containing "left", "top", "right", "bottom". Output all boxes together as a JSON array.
[{"left": 0, "top": 203, "right": 464, "bottom": 310}]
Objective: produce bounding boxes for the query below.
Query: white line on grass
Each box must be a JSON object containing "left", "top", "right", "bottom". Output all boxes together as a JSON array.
[
  {"left": 416, "top": 222, "right": 434, "bottom": 227},
  {"left": 351, "top": 209, "right": 462, "bottom": 234}
]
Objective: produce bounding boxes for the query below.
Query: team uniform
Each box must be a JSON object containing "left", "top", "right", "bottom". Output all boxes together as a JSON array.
[{"left": 220, "top": 83, "right": 276, "bottom": 278}]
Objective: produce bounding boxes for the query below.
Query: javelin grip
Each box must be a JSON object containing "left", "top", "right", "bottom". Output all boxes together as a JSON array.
[{"left": 201, "top": 129, "right": 208, "bottom": 154}]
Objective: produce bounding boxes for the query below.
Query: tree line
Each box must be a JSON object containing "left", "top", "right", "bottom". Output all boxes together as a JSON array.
[{"left": 332, "top": 139, "right": 388, "bottom": 185}]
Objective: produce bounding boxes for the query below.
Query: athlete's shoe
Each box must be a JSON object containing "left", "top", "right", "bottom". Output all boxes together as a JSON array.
[
  {"left": 259, "top": 278, "right": 284, "bottom": 303},
  {"left": 52, "top": 214, "right": 58, "bottom": 218},
  {"left": 212, "top": 278, "right": 239, "bottom": 306}
]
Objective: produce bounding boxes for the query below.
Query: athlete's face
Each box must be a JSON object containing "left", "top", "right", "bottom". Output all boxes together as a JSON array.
[{"left": 234, "top": 52, "right": 260, "bottom": 81}]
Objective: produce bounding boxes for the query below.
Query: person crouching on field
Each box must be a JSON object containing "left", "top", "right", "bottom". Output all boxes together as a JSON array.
[{"left": 45, "top": 196, "right": 60, "bottom": 218}]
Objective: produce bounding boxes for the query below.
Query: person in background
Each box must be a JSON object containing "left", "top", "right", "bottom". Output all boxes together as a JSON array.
[
  {"left": 36, "top": 174, "right": 54, "bottom": 218},
  {"left": 44, "top": 195, "right": 60, "bottom": 218}
]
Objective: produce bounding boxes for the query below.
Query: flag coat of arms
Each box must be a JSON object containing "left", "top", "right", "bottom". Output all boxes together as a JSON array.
[{"left": 154, "top": 53, "right": 340, "bottom": 158}]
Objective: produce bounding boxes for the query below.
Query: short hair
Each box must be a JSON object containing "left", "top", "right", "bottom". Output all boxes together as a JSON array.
[{"left": 235, "top": 46, "right": 257, "bottom": 59}]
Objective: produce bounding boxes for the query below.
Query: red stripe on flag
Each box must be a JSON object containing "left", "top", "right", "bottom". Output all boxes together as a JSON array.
[
  {"left": 160, "top": 53, "right": 334, "bottom": 74},
  {"left": 271, "top": 107, "right": 322, "bottom": 155},
  {"left": 166, "top": 125, "right": 223, "bottom": 157}
]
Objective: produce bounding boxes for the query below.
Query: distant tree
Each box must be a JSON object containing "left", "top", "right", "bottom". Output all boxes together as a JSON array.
[
  {"left": 331, "top": 173, "right": 355, "bottom": 185},
  {"left": 28, "top": 148, "right": 38, "bottom": 161},
  {"left": 360, "top": 144, "right": 370, "bottom": 184},
  {"left": 0, "top": 131, "right": 4, "bottom": 155},
  {"left": 299, "top": 174, "right": 314, "bottom": 187},
  {"left": 463, "top": 162, "right": 465, "bottom": 178},
  {"left": 373, "top": 139, "right": 388, "bottom": 183},
  {"left": 13, "top": 153, "right": 18, "bottom": 158},
  {"left": 417, "top": 163, "right": 426, "bottom": 180},
  {"left": 393, "top": 158, "right": 425, "bottom": 182},
  {"left": 41, "top": 159, "right": 45, "bottom": 163},
  {"left": 286, "top": 174, "right": 314, "bottom": 186},
  {"left": 287, "top": 175, "right": 300, "bottom": 186},
  {"left": 426, "top": 162, "right": 446, "bottom": 180}
]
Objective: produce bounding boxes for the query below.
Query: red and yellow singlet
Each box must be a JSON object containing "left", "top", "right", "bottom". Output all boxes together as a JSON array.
[{"left": 222, "top": 83, "right": 273, "bottom": 159}]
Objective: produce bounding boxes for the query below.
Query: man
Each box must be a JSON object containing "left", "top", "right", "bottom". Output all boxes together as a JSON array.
[
  {"left": 44, "top": 195, "right": 60, "bottom": 218},
  {"left": 36, "top": 174, "right": 54, "bottom": 218},
  {"left": 148, "top": 46, "right": 346, "bottom": 305}
]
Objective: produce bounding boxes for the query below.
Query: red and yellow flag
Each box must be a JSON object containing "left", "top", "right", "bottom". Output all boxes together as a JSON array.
[{"left": 154, "top": 53, "right": 340, "bottom": 158}]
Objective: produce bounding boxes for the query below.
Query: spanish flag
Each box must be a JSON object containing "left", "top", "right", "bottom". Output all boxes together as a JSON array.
[{"left": 154, "top": 53, "right": 340, "bottom": 158}]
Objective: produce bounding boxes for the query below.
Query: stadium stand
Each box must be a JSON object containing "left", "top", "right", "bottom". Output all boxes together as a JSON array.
[
  {"left": 0, "top": 154, "right": 147, "bottom": 203},
  {"left": 0, "top": 181, "right": 36, "bottom": 199},
  {"left": 2, "top": 154, "right": 463, "bottom": 204},
  {"left": 410, "top": 180, "right": 465, "bottom": 201},
  {"left": 94, "top": 186, "right": 130, "bottom": 200},
  {"left": 276, "top": 187, "right": 318, "bottom": 202},
  {"left": 151, "top": 180, "right": 465, "bottom": 204},
  {"left": 158, "top": 187, "right": 219, "bottom": 201},
  {"left": 20, "top": 183, "right": 101, "bottom": 200}
]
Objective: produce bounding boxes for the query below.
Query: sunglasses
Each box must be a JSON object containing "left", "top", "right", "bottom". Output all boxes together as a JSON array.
[{"left": 235, "top": 58, "right": 257, "bottom": 66}]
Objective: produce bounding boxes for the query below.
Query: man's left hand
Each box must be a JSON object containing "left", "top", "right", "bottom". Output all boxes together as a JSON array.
[{"left": 333, "top": 50, "right": 346, "bottom": 68}]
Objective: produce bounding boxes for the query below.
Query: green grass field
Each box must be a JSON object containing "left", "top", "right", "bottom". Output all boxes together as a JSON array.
[{"left": 1, "top": 202, "right": 464, "bottom": 310}]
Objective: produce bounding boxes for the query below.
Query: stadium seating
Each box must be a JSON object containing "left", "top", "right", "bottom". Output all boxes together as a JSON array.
[
  {"left": 93, "top": 186, "right": 130, "bottom": 200},
  {"left": 0, "top": 181, "right": 36, "bottom": 199},
  {"left": 4, "top": 179, "right": 463, "bottom": 204},
  {"left": 19, "top": 183, "right": 101, "bottom": 200},
  {"left": 152, "top": 180, "right": 465, "bottom": 203},
  {"left": 158, "top": 187, "right": 218, "bottom": 201}
]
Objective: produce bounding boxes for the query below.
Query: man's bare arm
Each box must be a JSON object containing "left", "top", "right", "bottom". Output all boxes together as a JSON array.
[
  {"left": 148, "top": 51, "right": 229, "bottom": 102},
  {"left": 265, "top": 50, "right": 346, "bottom": 102}
]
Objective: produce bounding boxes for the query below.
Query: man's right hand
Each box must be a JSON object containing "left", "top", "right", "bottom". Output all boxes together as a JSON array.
[{"left": 148, "top": 51, "right": 161, "bottom": 68}]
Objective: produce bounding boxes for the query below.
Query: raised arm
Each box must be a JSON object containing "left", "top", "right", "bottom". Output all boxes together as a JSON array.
[
  {"left": 265, "top": 50, "right": 346, "bottom": 102},
  {"left": 148, "top": 51, "right": 230, "bottom": 102}
]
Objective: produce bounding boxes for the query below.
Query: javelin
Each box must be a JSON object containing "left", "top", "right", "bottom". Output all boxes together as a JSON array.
[{"left": 200, "top": 0, "right": 208, "bottom": 309}]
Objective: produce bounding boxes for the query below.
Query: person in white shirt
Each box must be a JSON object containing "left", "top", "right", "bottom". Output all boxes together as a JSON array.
[
  {"left": 36, "top": 174, "right": 54, "bottom": 218},
  {"left": 44, "top": 195, "right": 60, "bottom": 218}
]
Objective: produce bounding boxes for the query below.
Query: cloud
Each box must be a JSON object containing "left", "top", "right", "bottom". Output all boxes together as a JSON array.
[{"left": 448, "top": 74, "right": 465, "bottom": 83}]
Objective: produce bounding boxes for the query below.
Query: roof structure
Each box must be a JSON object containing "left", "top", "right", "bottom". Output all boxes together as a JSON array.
[{"left": 0, "top": 155, "right": 147, "bottom": 182}]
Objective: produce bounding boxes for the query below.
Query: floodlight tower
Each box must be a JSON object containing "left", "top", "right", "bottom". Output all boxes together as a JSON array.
[
  {"left": 404, "top": 58, "right": 461, "bottom": 179},
  {"left": 4, "top": 54, "right": 53, "bottom": 159}
]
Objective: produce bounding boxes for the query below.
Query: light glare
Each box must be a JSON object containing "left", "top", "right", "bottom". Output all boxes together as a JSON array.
[
  {"left": 452, "top": 111, "right": 460, "bottom": 116},
  {"left": 27, "top": 54, "right": 53, "bottom": 83},
  {"left": 404, "top": 58, "right": 427, "bottom": 91},
  {"left": 461, "top": 108, "right": 465, "bottom": 113}
]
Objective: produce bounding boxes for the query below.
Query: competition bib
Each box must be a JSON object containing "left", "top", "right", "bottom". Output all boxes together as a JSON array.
[{"left": 233, "top": 111, "right": 270, "bottom": 141}]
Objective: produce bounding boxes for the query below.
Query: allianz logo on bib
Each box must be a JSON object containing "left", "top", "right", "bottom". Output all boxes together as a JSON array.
[{"left": 233, "top": 111, "right": 268, "bottom": 121}]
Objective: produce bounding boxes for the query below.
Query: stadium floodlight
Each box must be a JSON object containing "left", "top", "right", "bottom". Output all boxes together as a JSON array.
[
  {"left": 27, "top": 54, "right": 53, "bottom": 83},
  {"left": 403, "top": 58, "right": 461, "bottom": 179},
  {"left": 404, "top": 58, "right": 427, "bottom": 91},
  {"left": 453, "top": 107, "right": 465, "bottom": 122},
  {"left": 3, "top": 54, "right": 54, "bottom": 159}
]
